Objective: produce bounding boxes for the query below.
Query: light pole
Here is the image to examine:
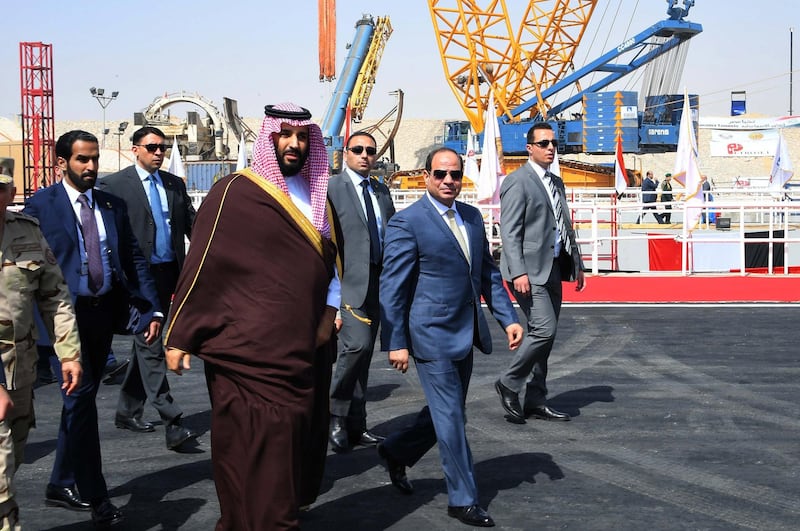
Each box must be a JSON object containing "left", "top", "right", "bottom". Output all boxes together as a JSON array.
[
  {"left": 114, "top": 121, "right": 129, "bottom": 170},
  {"left": 89, "top": 87, "right": 119, "bottom": 148}
]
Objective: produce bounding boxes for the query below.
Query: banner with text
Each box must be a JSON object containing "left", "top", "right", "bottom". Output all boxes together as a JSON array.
[{"left": 709, "top": 129, "right": 779, "bottom": 157}]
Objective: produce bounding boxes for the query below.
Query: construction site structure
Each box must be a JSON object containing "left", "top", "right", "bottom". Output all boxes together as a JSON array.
[
  {"left": 320, "top": 14, "right": 395, "bottom": 172},
  {"left": 431, "top": 0, "right": 702, "bottom": 156},
  {"left": 19, "top": 42, "right": 56, "bottom": 198}
]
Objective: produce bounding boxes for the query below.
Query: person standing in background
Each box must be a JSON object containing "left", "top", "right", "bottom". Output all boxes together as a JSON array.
[
  {"left": 495, "top": 123, "right": 585, "bottom": 425},
  {"left": 99, "top": 126, "right": 197, "bottom": 451},
  {"left": 327, "top": 131, "right": 395, "bottom": 453},
  {"left": 660, "top": 172, "right": 674, "bottom": 224}
]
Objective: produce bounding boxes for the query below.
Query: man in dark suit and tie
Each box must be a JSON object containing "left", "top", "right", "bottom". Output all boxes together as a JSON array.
[
  {"left": 377, "top": 147, "right": 523, "bottom": 527},
  {"left": 98, "top": 126, "right": 197, "bottom": 450},
  {"left": 495, "top": 122, "right": 585, "bottom": 425},
  {"left": 24, "top": 130, "right": 162, "bottom": 528},
  {"left": 327, "top": 131, "right": 395, "bottom": 453}
]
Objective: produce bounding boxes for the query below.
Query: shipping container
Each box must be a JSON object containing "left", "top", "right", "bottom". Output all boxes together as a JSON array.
[{"left": 185, "top": 161, "right": 235, "bottom": 192}]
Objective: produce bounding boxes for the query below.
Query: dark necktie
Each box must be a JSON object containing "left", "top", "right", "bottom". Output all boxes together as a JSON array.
[
  {"left": 149, "top": 175, "right": 170, "bottom": 261},
  {"left": 77, "top": 193, "right": 103, "bottom": 293},
  {"left": 545, "top": 172, "right": 569, "bottom": 252},
  {"left": 360, "top": 179, "right": 381, "bottom": 265}
]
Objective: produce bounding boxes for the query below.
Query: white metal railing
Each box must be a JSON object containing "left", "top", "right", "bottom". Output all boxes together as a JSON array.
[{"left": 186, "top": 187, "right": 799, "bottom": 276}]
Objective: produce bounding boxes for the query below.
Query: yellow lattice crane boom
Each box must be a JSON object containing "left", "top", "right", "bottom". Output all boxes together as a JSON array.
[
  {"left": 428, "top": 0, "right": 597, "bottom": 132},
  {"left": 350, "top": 16, "right": 393, "bottom": 122}
]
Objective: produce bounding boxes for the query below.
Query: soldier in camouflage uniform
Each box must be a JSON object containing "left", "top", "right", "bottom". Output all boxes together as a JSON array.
[{"left": 0, "top": 159, "right": 82, "bottom": 529}]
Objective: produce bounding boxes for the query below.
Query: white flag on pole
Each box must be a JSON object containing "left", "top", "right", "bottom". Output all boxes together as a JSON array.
[
  {"left": 614, "top": 132, "right": 628, "bottom": 196},
  {"left": 672, "top": 92, "right": 703, "bottom": 228},
  {"left": 464, "top": 132, "right": 479, "bottom": 184},
  {"left": 769, "top": 131, "right": 794, "bottom": 191},
  {"left": 477, "top": 91, "right": 503, "bottom": 203},
  {"left": 167, "top": 136, "right": 186, "bottom": 178},
  {"left": 236, "top": 132, "right": 248, "bottom": 171}
]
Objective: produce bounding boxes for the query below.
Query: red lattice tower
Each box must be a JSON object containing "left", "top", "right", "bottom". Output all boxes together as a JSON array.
[{"left": 19, "top": 42, "right": 56, "bottom": 197}]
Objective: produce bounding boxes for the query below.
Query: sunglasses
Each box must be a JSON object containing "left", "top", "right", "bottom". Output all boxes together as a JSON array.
[
  {"left": 136, "top": 143, "right": 168, "bottom": 153},
  {"left": 431, "top": 169, "right": 464, "bottom": 180},
  {"left": 347, "top": 145, "right": 377, "bottom": 156},
  {"left": 530, "top": 139, "right": 558, "bottom": 149}
]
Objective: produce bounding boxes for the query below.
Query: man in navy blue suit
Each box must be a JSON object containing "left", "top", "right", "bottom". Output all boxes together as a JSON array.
[
  {"left": 377, "top": 147, "right": 523, "bottom": 527},
  {"left": 24, "top": 130, "right": 161, "bottom": 528}
]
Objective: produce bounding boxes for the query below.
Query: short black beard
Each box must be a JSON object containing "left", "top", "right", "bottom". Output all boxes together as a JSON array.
[{"left": 277, "top": 150, "right": 308, "bottom": 176}]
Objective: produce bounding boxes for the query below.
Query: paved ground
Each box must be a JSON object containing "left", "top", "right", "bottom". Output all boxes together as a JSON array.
[{"left": 15, "top": 305, "right": 800, "bottom": 530}]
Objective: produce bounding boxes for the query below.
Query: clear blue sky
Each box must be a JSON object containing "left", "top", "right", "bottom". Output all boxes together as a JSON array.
[{"left": 2, "top": 1, "right": 798, "bottom": 124}]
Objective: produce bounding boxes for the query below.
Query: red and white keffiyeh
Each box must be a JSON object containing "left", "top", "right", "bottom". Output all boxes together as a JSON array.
[{"left": 251, "top": 102, "right": 331, "bottom": 237}]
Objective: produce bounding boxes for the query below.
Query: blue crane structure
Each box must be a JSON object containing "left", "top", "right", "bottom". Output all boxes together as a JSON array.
[
  {"left": 445, "top": 0, "right": 703, "bottom": 155},
  {"left": 320, "top": 16, "right": 376, "bottom": 171}
]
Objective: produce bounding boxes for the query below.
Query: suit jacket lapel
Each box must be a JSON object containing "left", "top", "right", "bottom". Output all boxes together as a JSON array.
[
  {"left": 95, "top": 191, "right": 119, "bottom": 256},
  {"left": 374, "top": 182, "right": 392, "bottom": 230},
  {"left": 343, "top": 177, "right": 368, "bottom": 228},
  {"left": 55, "top": 185, "right": 80, "bottom": 243},
  {"left": 455, "top": 203, "right": 478, "bottom": 268},
  {"left": 530, "top": 165, "right": 556, "bottom": 216},
  {"left": 162, "top": 174, "right": 178, "bottom": 219},
  {"left": 127, "top": 167, "right": 153, "bottom": 222},
  {"left": 421, "top": 198, "right": 470, "bottom": 265}
]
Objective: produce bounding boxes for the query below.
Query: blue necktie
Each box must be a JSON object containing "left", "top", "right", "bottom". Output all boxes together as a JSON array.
[
  {"left": 360, "top": 179, "right": 381, "bottom": 265},
  {"left": 149, "top": 175, "right": 170, "bottom": 262}
]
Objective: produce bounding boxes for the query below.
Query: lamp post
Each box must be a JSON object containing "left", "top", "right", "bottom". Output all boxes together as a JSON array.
[
  {"left": 114, "top": 121, "right": 129, "bottom": 170},
  {"left": 89, "top": 87, "right": 119, "bottom": 148}
]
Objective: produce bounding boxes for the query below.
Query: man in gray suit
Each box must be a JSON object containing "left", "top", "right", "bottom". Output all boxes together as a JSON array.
[
  {"left": 495, "top": 122, "right": 585, "bottom": 424},
  {"left": 327, "top": 131, "right": 395, "bottom": 453},
  {"left": 99, "top": 126, "right": 197, "bottom": 450}
]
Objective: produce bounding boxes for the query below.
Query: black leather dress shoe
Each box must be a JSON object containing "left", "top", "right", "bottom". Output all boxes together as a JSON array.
[
  {"left": 166, "top": 423, "right": 199, "bottom": 450},
  {"left": 494, "top": 380, "right": 525, "bottom": 424},
  {"left": 525, "top": 405, "right": 571, "bottom": 421},
  {"left": 91, "top": 498, "right": 125, "bottom": 528},
  {"left": 447, "top": 504, "right": 495, "bottom": 527},
  {"left": 114, "top": 414, "right": 155, "bottom": 432},
  {"left": 354, "top": 429, "right": 385, "bottom": 447},
  {"left": 377, "top": 443, "right": 413, "bottom": 494},
  {"left": 329, "top": 415, "right": 350, "bottom": 453},
  {"left": 45, "top": 483, "right": 91, "bottom": 511}
]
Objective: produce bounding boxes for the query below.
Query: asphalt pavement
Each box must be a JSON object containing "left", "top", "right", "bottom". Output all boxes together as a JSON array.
[{"left": 16, "top": 305, "right": 800, "bottom": 530}]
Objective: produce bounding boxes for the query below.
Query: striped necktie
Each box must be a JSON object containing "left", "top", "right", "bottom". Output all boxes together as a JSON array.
[{"left": 545, "top": 172, "right": 569, "bottom": 252}]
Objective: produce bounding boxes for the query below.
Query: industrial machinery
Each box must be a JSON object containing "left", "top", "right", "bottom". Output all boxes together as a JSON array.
[
  {"left": 431, "top": 0, "right": 702, "bottom": 156},
  {"left": 134, "top": 92, "right": 231, "bottom": 161},
  {"left": 320, "top": 14, "right": 397, "bottom": 172}
]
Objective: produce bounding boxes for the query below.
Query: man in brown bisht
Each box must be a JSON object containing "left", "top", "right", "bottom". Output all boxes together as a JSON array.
[{"left": 165, "top": 102, "right": 340, "bottom": 530}]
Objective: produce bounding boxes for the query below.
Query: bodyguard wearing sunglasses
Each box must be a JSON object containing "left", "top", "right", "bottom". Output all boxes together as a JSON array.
[
  {"left": 98, "top": 126, "right": 198, "bottom": 451},
  {"left": 327, "top": 132, "right": 395, "bottom": 453},
  {"left": 495, "top": 122, "right": 586, "bottom": 425}
]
